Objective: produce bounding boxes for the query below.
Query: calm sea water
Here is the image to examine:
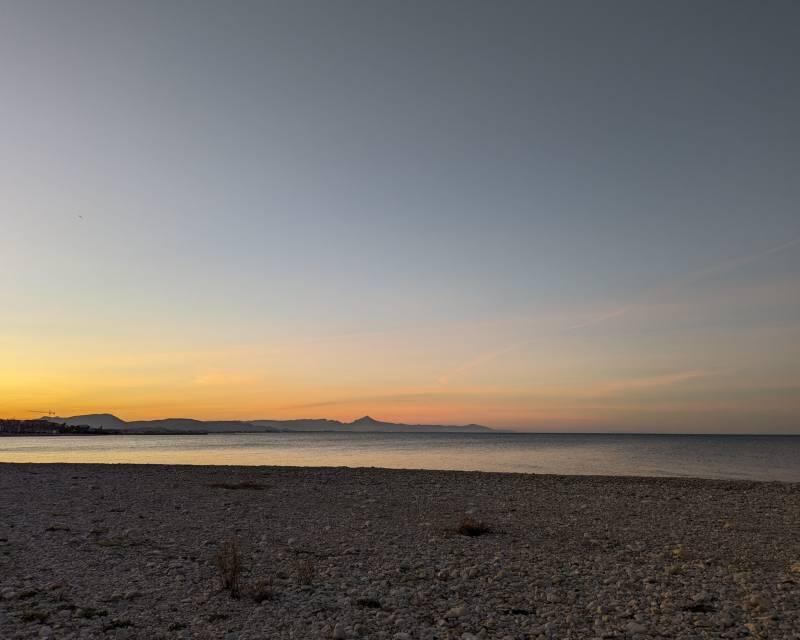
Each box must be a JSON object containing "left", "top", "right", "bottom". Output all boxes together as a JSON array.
[{"left": 1, "top": 432, "right": 799, "bottom": 481}]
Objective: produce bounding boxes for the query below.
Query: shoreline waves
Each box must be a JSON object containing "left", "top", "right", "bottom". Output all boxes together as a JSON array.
[{"left": 2, "top": 433, "right": 799, "bottom": 482}]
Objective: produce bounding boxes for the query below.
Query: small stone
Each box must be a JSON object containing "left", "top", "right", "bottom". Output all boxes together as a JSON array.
[
  {"left": 446, "top": 605, "right": 466, "bottom": 618},
  {"left": 627, "top": 621, "right": 647, "bottom": 634},
  {"left": 747, "top": 594, "right": 771, "bottom": 610},
  {"left": 332, "top": 623, "right": 347, "bottom": 639}
]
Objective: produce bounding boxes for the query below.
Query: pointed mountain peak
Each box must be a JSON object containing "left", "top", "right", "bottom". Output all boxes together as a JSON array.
[{"left": 352, "top": 415, "right": 381, "bottom": 424}]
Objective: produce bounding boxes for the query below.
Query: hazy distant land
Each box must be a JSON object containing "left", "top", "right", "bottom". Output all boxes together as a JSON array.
[{"left": 33, "top": 413, "right": 494, "bottom": 435}]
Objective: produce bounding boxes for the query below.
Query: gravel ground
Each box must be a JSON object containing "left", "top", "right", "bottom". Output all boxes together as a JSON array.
[{"left": 0, "top": 463, "right": 798, "bottom": 640}]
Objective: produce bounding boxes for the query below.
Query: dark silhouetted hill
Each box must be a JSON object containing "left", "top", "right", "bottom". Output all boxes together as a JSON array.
[{"left": 47, "top": 414, "right": 493, "bottom": 434}]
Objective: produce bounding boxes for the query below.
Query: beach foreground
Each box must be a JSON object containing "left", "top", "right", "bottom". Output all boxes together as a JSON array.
[{"left": 1, "top": 464, "right": 798, "bottom": 640}]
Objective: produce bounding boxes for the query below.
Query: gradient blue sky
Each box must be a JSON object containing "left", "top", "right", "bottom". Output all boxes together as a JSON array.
[{"left": 2, "top": 1, "right": 799, "bottom": 431}]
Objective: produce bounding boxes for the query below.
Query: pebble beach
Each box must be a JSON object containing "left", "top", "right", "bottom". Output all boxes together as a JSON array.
[{"left": 1, "top": 463, "right": 798, "bottom": 639}]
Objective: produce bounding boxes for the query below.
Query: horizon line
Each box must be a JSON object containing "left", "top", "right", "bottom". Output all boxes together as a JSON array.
[{"left": 4, "top": 413, "right": 798, "bottom": 436}]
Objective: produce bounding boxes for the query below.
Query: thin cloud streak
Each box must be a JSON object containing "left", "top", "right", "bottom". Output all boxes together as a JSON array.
[
  {"left": 586, "top": 370, "right": 718, "bottom": 397},
  {"left": 279, "top": 391, "right": 472, "bottom": 412},
  {"left": 439, "top": 235, "right": 800, "bottom": 383},
  {"left": 564, "top": 307, "right": 634, "bottom": 331},
  {"left": 567, "top": 235, "right": 800, "bottom": 333},
  {"left": 438, "top": 341, "right": 529, "bottom": 385}
]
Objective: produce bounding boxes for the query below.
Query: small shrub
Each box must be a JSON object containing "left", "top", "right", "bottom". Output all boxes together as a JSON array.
[
  {"left": 294, "top": 557, "right": 316, "bottom": 585},
  {"left": 215, "top": 539, "right": 243, "bottom": 598},
  {"left": 456, "top": 517, "right": 493, "bottom": 537},
  {"left": 249, "top": 578, "right": 275, "bottom": 603},
  {"left": 208, "top": 481, "right": 266, "bottom": 491},
  {"left": 20, "top": 609, "right": 48, "bottom": 623},
  {"left": 78, "top": 607, "right": 108, "bottom": 619},
  {"left": 684, "top": 602, "right": 715, "bottom": 613},
  {"left": 355, "top": 597, "right": 381, "bottom": 609},
  {"left": 207, "top": 613, "right": 229, "bottom": 622},
  {"left": 103, "top": 619, "right": 133, "bottom": 631}
]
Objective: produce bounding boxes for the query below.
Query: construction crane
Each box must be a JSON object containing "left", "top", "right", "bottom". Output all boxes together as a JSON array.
[{"left": 28, "top": 409, "right": 56, "bottom": 417}]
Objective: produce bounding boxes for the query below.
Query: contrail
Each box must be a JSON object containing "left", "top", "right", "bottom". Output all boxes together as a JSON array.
[
  {"left": 588, "top": 369, "right": 719, "bottom": 396},
  {"left": 564, "top": 306, "right": 633, "bottom": 331},
  {"left": 438, "top": 340, "right": 528, "bottom": 385},
  {"left": 645, "top": 235, "right": 800, "bottom": 300},
  {"left": 566, "top": 234, "right": 800, "bottom": 333},
  {"left": 438, "top": 234, "right": 800, "bottom": 384}
]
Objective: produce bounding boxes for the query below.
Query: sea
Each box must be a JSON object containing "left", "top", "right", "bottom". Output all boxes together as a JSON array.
[{"left": 1, "top": 432, "right": 799, "bottom": 482}]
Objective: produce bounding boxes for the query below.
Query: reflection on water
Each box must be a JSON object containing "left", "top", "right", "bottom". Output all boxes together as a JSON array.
[{"left": 1, "top": 432, "right": 798, "bottom": 481}]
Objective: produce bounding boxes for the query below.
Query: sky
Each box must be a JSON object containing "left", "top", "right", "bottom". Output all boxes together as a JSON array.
[{"left": 2, "top": 1, "right": 799, "bottom": 432}]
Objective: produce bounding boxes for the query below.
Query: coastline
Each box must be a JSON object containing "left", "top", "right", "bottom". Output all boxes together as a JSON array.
[{"left": 1, "top": 464, "right": 798, "bottom": 639}]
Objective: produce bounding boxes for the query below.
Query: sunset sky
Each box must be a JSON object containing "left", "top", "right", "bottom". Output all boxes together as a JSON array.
[{"left": 2, "top": 1, "right": 799, "bottom": 432}]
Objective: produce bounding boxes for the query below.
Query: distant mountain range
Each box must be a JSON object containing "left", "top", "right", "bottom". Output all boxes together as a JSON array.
[{"left": 44, "top": 413, "right": 493, "bottom": 434}]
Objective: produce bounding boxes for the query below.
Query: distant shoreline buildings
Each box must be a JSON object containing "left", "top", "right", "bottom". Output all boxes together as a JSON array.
[{"left": 0, "top": 419, "right": 114, "bottom": 436}]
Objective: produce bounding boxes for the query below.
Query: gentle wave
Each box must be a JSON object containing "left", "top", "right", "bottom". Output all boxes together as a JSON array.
[{"left": 1, "top": 432, "right": 799, "bottom": 482}]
